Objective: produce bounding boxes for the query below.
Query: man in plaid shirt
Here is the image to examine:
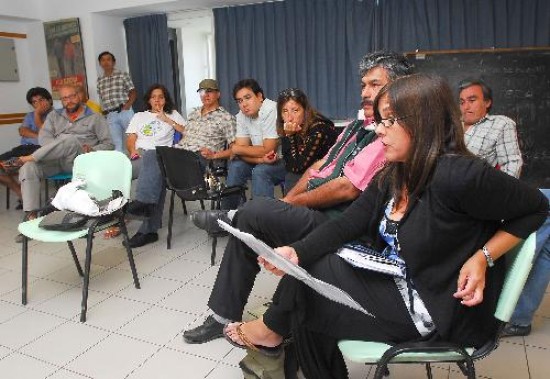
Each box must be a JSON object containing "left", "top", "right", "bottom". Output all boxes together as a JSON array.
[
  {"left": 97, "top": 51, "right": 137, "bottom": 152},
  {"left": 124, "top": 79, "right": 236, "bottom": 248},
  {"left": 459, "top": 78, "right": 523, "bottom": 178}
]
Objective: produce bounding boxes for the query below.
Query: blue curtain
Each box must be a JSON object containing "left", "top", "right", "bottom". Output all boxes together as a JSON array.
[
  {"left": 376, "top": 0, "right": 550, "bottom": 51},
  {"left": 214, "top": 0, "right": 376, "bottom": 119},
  {"left": 124, "top": 14, "right": 174, "bottom": 111},
  {"left": 214, "top": 0, "right": 549, "bottom": 119}
]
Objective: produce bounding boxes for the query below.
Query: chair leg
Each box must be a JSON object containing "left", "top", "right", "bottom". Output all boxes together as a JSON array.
[
  {"left": 182, "top": 199, "right": 188, "bottom": 215},
  {"left": 6, "top": 186, "right": 10, "bottom": 209},
  {"left": 167, "top": 190, "right": 175, "bottom": 249},
  {"left": 67, "top": 241, "right": 84, "bottom": 277},
  {"left": 425, "top": 363, "right": 433, "bottom": 379},
  {"left": 200, "top": 200, "right": 205, "bottom": 210},
  {"left": 45, "top": 179, "right": 49, "bottom": 203},
  {"left": 211, "top": 236, "right": 217, "bottom": 266},
  {"left": 374, "top": 364, "right": 390, "bottom": 379},
  {"left": 22, "top": 235, "right": 28, "bottom": 304},
  {"left": 80, "top": 232, "right": 95, "bottom": 322},
  {"left": 119, "top": 218, "right": 140, "bottom": 289},
  {"left": 457, "top": 361, "right": 476, "bottom": 379}
]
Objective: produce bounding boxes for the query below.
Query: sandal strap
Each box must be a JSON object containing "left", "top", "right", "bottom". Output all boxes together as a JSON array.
[{"left": 236, "top": 323, "right": 259, "bottom": 352}]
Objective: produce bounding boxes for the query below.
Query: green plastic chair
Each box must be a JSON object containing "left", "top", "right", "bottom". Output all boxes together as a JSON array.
[
  {"left": 338, "top": 233, "right": 536, "bottom": 379},
  {"left": 18, "top": 150, "right": 140, "bottom": 322}
]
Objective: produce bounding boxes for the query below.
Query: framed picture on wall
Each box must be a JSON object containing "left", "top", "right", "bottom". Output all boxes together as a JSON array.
[{"left": 43, "top": 18, "right": 87, "bottom": 99}]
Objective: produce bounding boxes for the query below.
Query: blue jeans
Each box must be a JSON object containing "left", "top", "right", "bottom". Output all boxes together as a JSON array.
[
  {"left": 223, "top": 158, "right": 286, "bottom": 209},
  {"left": 132, "top": 150, "right": 165, "bottom": 234},
  {"left": 107, "top": 109, "right": 134, "bottom": 152},
  {"left": 510, "top": 189, "right": 550, "bottom": 326}
]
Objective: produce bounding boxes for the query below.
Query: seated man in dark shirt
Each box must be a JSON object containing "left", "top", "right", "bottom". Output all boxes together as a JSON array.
[{"left": 0, "top": 87, "right": 53, "bottom": 208}]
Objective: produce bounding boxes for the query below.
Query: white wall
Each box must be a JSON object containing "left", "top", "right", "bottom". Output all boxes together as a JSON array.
[
  {"left": 169, "top": 10, "right": 215, "bottom": 116},
  {"left": 84, "top": 13, "right": 129, "bottom": 103},
  {"left": 0, "top": 18, "right": 51, "bottom": 152}
]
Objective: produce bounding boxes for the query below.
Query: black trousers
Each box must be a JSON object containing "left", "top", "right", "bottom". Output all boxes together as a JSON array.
[
  {"left": 0, "top": 144, "right": 40, "bottom": 161},
  {"left": 263, "top": 255, "right": 421, "bottom": 379},
  {"left": 208, "top": 197, "right": 329, "bottom": 321}
]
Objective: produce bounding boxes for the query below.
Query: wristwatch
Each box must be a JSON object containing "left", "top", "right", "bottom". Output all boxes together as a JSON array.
[{"left": 482, "top": 245, "right": 494, "bottom": 267}]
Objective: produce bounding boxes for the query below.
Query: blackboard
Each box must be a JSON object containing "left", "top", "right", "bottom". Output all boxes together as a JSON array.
[{"left": 406, "top": 49, "right": 550, "bottom": 188}]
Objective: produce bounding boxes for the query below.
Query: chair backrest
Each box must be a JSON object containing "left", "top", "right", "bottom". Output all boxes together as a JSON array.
[
  {"left": 156, "top": 146, "right": 208, "bottom": 199},
  {"left": 72, "top": 151, "right": 132, "bottom": 200},
  {"left": 495, "top": 232, "right": 537, "bottom": 322}
]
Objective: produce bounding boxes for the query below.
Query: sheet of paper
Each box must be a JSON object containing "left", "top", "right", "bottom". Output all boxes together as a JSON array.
[{"left": 218, "top": 220, "right": 373, "bottom": 317}]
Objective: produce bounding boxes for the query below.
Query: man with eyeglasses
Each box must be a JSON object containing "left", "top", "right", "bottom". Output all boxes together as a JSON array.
[
  {"left": 184, "top": 52, "right": 413, "bottom": 345},
  {"left": 221, "top": 78, "right": 286, "bottom": 209},
  {"left": 458, "top": 78, "right": 522, "bottom": 178},
  {"left": 0, "top": 87, "right": 54, "bottom": 209},
  {"left": 14, "top": 84, "right": 112, "bottom": 224}
]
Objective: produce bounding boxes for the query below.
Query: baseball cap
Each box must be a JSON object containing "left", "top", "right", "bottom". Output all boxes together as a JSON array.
[{"left": 197, "top": 79, "right": 219, "bottom": 92}]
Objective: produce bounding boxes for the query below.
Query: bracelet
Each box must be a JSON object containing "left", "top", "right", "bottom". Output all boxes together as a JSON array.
[{"left": 482, "top": 245, "right": 494, "bottom": 267}]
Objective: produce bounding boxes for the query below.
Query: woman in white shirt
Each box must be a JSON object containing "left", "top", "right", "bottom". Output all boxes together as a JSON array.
[
  {"left": 104, "top": 84, "right": 184, "bottom": 239},
  {"left": 126, "top": 84, "right": 185, "bottom": 158}
]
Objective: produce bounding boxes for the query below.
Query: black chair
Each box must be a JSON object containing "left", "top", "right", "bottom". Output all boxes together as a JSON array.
[{"left": 155, "top": 146, "right": 246, "bottom": 265}]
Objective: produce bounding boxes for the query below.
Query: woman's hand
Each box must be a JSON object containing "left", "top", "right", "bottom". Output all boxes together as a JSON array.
[
  {"left": 283, "top": 121, "right": 302, "bottom": 136},
  {"left": 453, "top": 252, "right": 487, "bottom": 306},
  {"left": 258, "top": 246, "right": 299, "bottom": 276}
]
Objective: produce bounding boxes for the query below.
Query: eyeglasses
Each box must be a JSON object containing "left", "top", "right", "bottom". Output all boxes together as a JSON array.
[
  {"left": 235, "top": 94, "right": 254, "bottom": 105},
  {"left": 60, "top": 93, "right": 79, "bottom": 102},
  {"left": 377, "top": 115, "right": 412, "bottom": 129}
]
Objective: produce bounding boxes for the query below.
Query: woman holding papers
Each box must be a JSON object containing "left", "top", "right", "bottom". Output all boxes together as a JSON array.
[{"left": 223, "top": 75, "right": 548, "bottom": 378}]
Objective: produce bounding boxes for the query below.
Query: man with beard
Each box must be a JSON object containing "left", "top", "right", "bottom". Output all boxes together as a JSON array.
[
  {"left": 184, "top": 51, "right": 413, "bottom": 344},
  {"left": 16, "top": 84, "right": 113, "bottom": 216}
]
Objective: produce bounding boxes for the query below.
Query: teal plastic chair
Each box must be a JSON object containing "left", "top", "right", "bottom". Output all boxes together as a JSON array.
[
  {"left": 18, "top": 151, "right": 140, "bottom": 322},
  {"left": 338, "top": 233, "right": 537, "bottom": 379}
]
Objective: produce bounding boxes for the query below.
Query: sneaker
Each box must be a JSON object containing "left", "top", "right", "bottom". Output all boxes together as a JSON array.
[
  {"left": 126, "top": 200, "right": 156, "bottom": 219},
  {"left": 0, "top": 157, "right": 23, "bottom": 174},
  {"left": 123, "top": 232, "right": 158, "bottom": 248},
  {"left": 190, "top": 210, "right": 231, "bottom": 236},
  {"left": 183, "top": 315, "right": 225, "bottom": 344},
  {"left": 501, "top": 323, "right": 532, "bottom": 337}
]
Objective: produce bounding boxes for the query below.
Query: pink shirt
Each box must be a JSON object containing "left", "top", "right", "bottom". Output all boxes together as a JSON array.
[{"left": 307, "top": 121, "right": 386, "bottom": 191}]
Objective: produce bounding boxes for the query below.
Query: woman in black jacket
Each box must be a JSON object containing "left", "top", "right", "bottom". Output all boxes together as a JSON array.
[
  {"left": 224, "top": 75, "right": 548, "bottom": 378},
  {"left": 276, "top": 88, "right": 338, "bottom": 191}
]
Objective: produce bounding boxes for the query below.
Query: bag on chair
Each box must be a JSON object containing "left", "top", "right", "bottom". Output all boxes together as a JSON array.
[{"left": 39, "top": 210, "right": 90, "bottom": 231}]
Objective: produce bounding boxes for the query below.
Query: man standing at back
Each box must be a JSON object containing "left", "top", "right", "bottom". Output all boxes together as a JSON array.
[
  {"left": 223, "top": 79, "right": 286, "bottom": 209},
  {"left": 97, "top": 51, "right": 136, "bottom": 152},
  {"left": 183, "top": 52, "right": 413, "bottom": 344},
  {"left": 459, "top": 78, "right": 522, "bottom": 178}
]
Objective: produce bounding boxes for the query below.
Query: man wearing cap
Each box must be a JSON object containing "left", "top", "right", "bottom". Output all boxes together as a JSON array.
[{"left": 125, "top": 79, "right": 236, "bottom": 248}]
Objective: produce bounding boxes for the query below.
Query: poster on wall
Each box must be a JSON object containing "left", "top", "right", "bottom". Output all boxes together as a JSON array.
[{"left": 43, "top": 18, "right": 87, "bottom": 99}]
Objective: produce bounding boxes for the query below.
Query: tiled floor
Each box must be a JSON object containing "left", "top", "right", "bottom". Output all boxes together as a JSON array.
[{"left": 0, "top": 196, "right": 548, "bottom": 378}]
